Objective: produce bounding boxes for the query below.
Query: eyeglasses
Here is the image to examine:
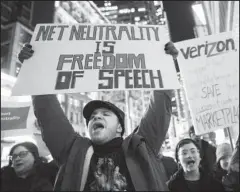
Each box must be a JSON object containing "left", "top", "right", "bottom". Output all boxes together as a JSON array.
[{"left": 9, "top": 151, "right": 29, "bottom": 160}]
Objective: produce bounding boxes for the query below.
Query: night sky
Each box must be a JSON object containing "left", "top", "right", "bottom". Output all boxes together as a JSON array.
[{"left": 163, "top": 1, "right": 196, "bottom": 42}]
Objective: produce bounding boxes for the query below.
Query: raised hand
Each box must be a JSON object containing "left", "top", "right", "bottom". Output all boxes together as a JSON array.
[{"left": 18, "top": 43, "right": 34, "bottom": 63}]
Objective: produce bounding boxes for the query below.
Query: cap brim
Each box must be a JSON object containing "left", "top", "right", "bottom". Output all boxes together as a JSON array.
[{"left": 83, "top": 100, "right": 116, "bottom": 120}]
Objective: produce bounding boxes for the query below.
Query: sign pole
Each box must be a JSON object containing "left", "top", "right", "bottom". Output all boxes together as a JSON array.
[{"left": 227, "top": 127, "right": 234, "bottom": 150}]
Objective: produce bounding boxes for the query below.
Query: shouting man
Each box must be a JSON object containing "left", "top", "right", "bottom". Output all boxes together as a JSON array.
[{"left": 18, "top": 42, "right": 178, "bottom": 191}]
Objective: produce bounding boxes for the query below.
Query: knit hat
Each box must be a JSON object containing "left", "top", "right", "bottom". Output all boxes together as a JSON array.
[
  {"left": 83, "top": 100, "right": 125, "bottom": 136},
  {"left": 216, "top": 143, "right": 232, "bottom": 163},
  {"left": 9, "top": 142, "right": 40, "bottom": 162}
]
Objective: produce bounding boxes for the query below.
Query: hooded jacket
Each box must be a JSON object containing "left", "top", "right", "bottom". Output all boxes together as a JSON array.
[
  {"left": 167, "top": 168, "right": 225, "bottom": 192},
  {"left": 198, "top": 139, "right": 216, "bottom": 173},
  {"left": 32, "top": 90, "right": 172, "bottom": 191}
]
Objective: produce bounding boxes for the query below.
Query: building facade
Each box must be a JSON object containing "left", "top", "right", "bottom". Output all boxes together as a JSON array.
[{"left": 192, "top": 1, "right": 239, "bottom": 37}]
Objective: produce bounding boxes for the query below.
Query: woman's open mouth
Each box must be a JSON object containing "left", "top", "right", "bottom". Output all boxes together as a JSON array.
[{"left": 187, "top": 160, "right": 195, "bottom": 166}]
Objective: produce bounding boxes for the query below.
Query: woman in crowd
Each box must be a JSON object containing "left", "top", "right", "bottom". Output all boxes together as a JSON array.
[
  {"left": 222, "top": 135, "right": 239, "bottom": 191},
  {"left": 1, "top": 142, "right": 58, "bottom": 191},
  {"left": 167, "top": 138, "right": 225, "bottom": 192},
  {"left": 212, "top": 143, "right": 232, "bottom": 182}
]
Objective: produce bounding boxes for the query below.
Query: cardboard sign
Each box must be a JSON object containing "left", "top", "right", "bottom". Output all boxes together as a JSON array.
[
  {"left": 1, "top": 101, "right": 35, "bottom": 138},
  {"left": 12, "top": 23, "right": 179, "bottom": 96},
  {"left": 1, "top": 107, "right": 30, "bottom": 131},
  {"left": 176, "top": 32, "right": 239, "bottom": 135}
]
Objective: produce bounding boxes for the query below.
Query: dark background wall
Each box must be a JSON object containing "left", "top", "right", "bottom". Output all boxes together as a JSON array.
[
  {"left": 31, "top": 1, "right": 55, "bottom": 27},
  {"left": 163, "top": 1, "right": 196, "bottom": 42}
]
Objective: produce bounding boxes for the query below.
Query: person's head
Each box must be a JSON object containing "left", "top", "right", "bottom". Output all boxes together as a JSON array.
[
  {"left": 83, "top": 100, "right": 125, "bottom": 145},
  {"left": 9, "top": 142, "right": 39, "bottom": 177},
  {"left": 216, "top": 143, "right": 233, "bottom": 171},
  {"left": 175, "top": 138, "right": 201, "bottom": 173},
  {"left": 189, "top": 126, "right": 200, "bottom": 141}
]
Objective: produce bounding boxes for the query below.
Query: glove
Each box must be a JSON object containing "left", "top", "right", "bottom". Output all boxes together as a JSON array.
[
  {"left": 164, "top": 42, "right": 179, "bottom": 60},
  {"left": 18, "top": 43, "right": 34, "bottom": 63}
]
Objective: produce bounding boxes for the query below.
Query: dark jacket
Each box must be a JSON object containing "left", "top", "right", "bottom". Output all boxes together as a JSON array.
[
  {"left": 160, "top": 155, "right": 178, "bottom": 180},
  {"left": 222, "top": 171, "right": 240, "bottom": 192},
  {"left": 222, "top": 135, "right": 239, "bottom": 191},
  {"left": 1, "top": 161, "right": 58, "bottom": 191},
  {"left": 167, "top": 168, "right": 225, "bottom": 192},
  {"left": 32, "top": 90, "right": 172, "bottom": 191},
  {"left": 199, "top": 139, "right": 216, "bottom": 173},
  {"left": 212, "top": 162, "right": 228, "bottom": 183}
]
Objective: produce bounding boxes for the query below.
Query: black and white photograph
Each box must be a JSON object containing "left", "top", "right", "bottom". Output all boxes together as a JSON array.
[{"left": 1, "top": 1, "right": 239, "bottom": 191}]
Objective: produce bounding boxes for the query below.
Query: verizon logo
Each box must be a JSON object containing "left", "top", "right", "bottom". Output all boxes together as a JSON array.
[{"left": 180, "top": 38, "right": 236, "bottom": 59}]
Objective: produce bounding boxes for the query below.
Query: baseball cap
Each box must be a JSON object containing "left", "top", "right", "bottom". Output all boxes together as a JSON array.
[{"left": 83, "top": 100, "right": 125, "bottom": 136}]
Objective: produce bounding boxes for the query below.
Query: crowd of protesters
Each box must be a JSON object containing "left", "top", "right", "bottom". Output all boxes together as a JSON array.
[{"left": 1, "top": 42, "right": 239, "bottom": 191}]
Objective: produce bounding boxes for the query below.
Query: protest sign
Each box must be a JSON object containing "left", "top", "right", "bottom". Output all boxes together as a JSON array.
[
  {"left": 1, "top": 107, "right": 30, "bottom": 130},
  {"left": 1, "top": 101, "right": 36, "bottom": 138},
  {"left": 12, "top": 23, "right": 179, "bottom": 96},
  {"left": 176, "top": 32, "right": 239, "bottom": 135}
]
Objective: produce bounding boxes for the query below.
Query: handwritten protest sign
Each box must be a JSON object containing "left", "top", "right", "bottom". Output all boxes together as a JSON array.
[
  {"left": 12, "top": 23, "right": 179, "bottom": 96},
  {"left": 176, "top": 32, "right": 239, "bottom": 135},
  {"left": 1, "top": 101, "right": 35, "bottom": 138}
]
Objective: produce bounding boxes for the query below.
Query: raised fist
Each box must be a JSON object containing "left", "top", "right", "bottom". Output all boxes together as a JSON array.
[
  {"left": 18, "top": 43, "right": 34, "bottom": 63},
  {"left": 164, "top": 42, "right": 179, "bottom": 60}
]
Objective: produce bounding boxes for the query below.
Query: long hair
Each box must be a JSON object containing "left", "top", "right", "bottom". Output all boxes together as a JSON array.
[{"left": 8, "top": 142, "right": 42, "bottom": 167}]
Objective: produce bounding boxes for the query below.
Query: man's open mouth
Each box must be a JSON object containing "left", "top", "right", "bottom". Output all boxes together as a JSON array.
[{"left": 92, "top": 122, "right": 105, "bottom": 130}]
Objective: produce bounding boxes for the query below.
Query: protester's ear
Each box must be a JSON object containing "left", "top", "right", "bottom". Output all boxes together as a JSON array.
[{"left": 117, "top": 124, "right": 122, "bottom": 134}]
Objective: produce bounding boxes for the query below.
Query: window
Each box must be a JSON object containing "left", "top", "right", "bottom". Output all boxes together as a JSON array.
[
  {"left": 1, "top": 43, "right": 10, "bottom": 72},
  {"left": 19, "top": 27, "right": 32, "bottom": 45},
  {"left": 74, "top": 99, "right": 79, "bottom": 107},
  {"left": 79, "top": 101, "right": 84, "bottom": 123},
  {"left": 224, "top": 128, "right": 229, "bottom": 137},
  {"left": 15, "top": 62, "right": 22, "bottom": 76},
  {"left": 1, "top": 3, "right": 12, "bottom": 21},
  {"left": 20, "top": 8, "right": 31, "bottom": 22},
  {"left": 57, "top": 94, "right": 65, "bottom": 103},
  {"left": 21, "top": 1, "right": 32, "bottom": 8},
  {"left": 1, "top": 25, "right": 14, "bottom": 72},
  {"left": 76, "top": 112, "right": 79, "bottom": 124},
  {"left": 69, "top": 97, "right": 73, "bottom": 105},
  {"left": 70, "top": 112, "right": 74, "bottom": 123}
]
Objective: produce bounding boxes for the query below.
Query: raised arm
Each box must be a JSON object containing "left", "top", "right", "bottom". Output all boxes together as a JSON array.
[
  {"left": 136, "top": 90, "right": 172, "bottom": 155},
  {"left": 18, "top": 44, "right": 77, "bottom": 164},
  {"left": 32, "top": 95, "right": 76, "bottom": 165},
  {"left": 136, "top": 42, "right": 177, "bottom": 155}
]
